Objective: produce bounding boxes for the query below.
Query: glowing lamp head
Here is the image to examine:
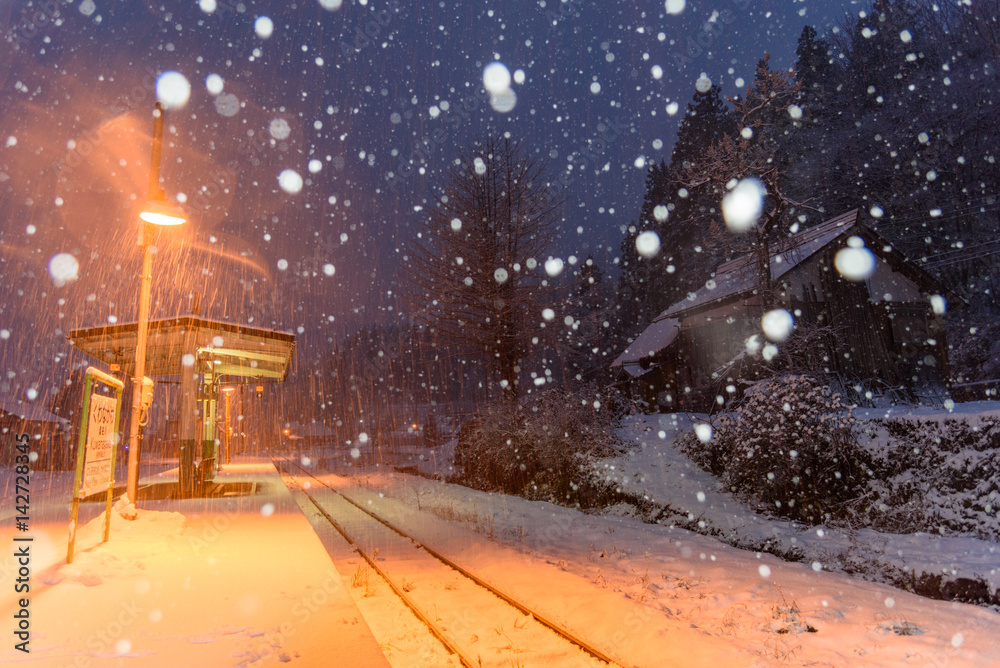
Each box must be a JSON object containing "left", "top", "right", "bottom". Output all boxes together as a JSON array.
[{"left": 139, "top": 199, "right": 187, "bottom": 226}]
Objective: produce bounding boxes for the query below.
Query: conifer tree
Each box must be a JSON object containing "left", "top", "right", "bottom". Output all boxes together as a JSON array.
[
  {"left": 564, "top": 256, "right": 614, "bottom": 384},
  {"left": 616, "top": 85, "right": 735, "bottom": 335},
  {"left": 673, "top": 55, "right": 805, "bottom": 305}
]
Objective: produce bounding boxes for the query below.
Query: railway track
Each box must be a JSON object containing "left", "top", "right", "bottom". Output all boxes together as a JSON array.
[{"left": 275, "top": 457, "right": 624, "bottom": 668}]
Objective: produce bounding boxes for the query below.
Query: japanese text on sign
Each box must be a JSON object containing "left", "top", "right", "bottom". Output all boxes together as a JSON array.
[{"left": 81, "top": 394, "right": 116, "bottom": 497}]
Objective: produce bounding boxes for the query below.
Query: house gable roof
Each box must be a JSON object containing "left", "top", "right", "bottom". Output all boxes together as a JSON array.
[
  {"left": 659, "top": 209, "right": 952, "bottom": 321},
  {"left": 611, "top": 317, "right": 680, "bottom": 368},
  {"left": 611, "top": 208, "right": 955, "bottom": 368},
  {"left": 662, "top": 209, "right": 861, "bottom": 319}
]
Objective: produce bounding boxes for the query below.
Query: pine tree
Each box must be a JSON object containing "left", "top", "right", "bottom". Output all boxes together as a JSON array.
[
  {"left": 564, "top": 256, "right": 614, "bottom": 384},
  {"left": 794, "top": 25, "right": 837, "bottom": 111},
  {"left": 787, "top": 25, "right": 842, "bottom": 212},
  {"left": 819, "top": 1, "right": 1000, "bottom": 290},
  {"left": 616, "top": 85, "right": 735, "bottom": 336},
  {"left": 673, "top": 55, "right": 805, "bottom": 305}
]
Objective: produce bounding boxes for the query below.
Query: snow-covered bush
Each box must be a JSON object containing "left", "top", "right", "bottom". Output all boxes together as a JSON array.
[
  {"left": 681, "top": 375, "right": 872, "bottom": 524},
  {"left": 451, "top": 386, "right": 626, "bottom": 505},
  {"left": 863, "top": 416, "right": 1000, "bottom": 540},
  {"left": 947, "top": 294, "right": 1000, "bottom": 384}
]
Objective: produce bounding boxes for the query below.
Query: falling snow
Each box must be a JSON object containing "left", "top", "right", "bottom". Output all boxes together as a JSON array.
[{"left": 1, "top": 1, "right": 998, "bottom": 665}]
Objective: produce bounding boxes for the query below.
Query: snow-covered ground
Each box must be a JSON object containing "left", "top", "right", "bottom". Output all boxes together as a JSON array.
[
  {"left": 332, "top": 467, "right": 1000, "bottom": 667},
  {"left": 588, "top": 406, "right": 1000, "bottom": 607},
  {"left": 0, "top": 462, "right": 390, "bottom": 667},
  {"left": 851, "top": 399, "right": 1000, "bottom": 422},
  {"left": 4, "top": 414, "right": 998, "bottom": 667},
  {"left": 389, "top": 401, "right": 999, "bottom": 611}
]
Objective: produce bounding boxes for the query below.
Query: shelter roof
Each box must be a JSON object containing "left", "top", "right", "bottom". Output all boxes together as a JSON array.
[{"left": 67, "top": 316, "right": 295, "bottom": 382}]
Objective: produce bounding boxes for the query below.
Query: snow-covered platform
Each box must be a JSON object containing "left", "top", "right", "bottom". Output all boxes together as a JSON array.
[{"left": 0, "top": 460, "right": 390, "bottom": 667}]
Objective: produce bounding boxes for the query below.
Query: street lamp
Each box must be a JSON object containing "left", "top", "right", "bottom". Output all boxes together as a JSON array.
[
  {"left": 125, "top": 102, "right": 186, "bottom": 507},
  {"left": 138, "top": 199, "right": 187, "bottom": 227}
]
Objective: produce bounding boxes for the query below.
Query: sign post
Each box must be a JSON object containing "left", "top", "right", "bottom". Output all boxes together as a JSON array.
[{"left": 67, "top": 367, "right": 124, "bottom": 564}]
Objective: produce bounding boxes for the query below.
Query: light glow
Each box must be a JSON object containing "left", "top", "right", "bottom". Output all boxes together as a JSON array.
[{"left": 139, "top": 200, "right": 187, "bottom": 226}]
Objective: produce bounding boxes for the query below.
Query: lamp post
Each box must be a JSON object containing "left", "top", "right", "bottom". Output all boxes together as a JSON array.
[{"left": 125, "top": 102, "right": 186, "bottom": 507}]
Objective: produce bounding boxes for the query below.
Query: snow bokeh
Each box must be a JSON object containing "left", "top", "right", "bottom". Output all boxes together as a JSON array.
[
  {"left": 205, "top": 73, "right": 224, "bottom": 95},
  {"left": 721, "top": 178, "right": 764, "bottom": 232},
  {"left": 834, "top": 243, "right": 876, "bottom": 281},
  {"left": 278, "top": 169, "right": 303, "bottom": 194},
  {"left": 254, "top": 16, "right": 274, "bottom": 40},
  {"left": 761, "top": 308, "right": 794, "bottom": 342},
  {"left": 155, "top": 71, "right": 191, "bottom": 109},
  {"left": 48, "top": 253, "right": 79, "bottom": 287},
  {"left": 665, "top": 0, "right": 686, "bottom": 16},
  {"left": 635, "top": 230, "right": 661, "bottom": 258}
]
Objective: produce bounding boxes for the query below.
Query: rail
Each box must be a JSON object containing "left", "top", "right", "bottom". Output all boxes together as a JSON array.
[{"left": 275, "top": 456, "right": 625, "bottom": 668}]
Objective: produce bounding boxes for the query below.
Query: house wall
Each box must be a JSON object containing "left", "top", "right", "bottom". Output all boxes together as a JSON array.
[
  {"left": 663, "top": 299, "right": 759, "bottom": 409},
  {"left": 675, "top": 250, "right": 946, "bottom": 410},
  {"left": 784, "top": 246, "right": 925, "bottom": 306},
  {"left": 782, "top": 248, "right": 948, "bottom": 395},
  {"left": 867, "top": 259, "right": 925, "bottom": 303},
  {"left": 680, "top": 301, "right": 756, "bottom": 370},
  {"left": 782, "top": 253, "right": 826, "bottom": 302}
]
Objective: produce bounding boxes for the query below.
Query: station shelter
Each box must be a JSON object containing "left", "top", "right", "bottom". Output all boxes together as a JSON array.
[{"left": 67, "top": 316, "right": 295, "bottom": 496}]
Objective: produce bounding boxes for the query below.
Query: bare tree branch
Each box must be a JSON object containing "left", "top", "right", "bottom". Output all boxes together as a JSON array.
[{"left": 400, "top": 136, "right": 564, "bottom": 402}]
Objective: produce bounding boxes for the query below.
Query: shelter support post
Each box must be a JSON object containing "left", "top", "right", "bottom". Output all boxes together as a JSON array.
[
  {"left": 178, "top": 334, "right": 198, "bottom": 498},
  {"left": 201, "top": 368, "right": 218, "bottom": 480}
]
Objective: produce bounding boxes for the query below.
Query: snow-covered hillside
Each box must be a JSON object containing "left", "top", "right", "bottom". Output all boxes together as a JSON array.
[{"left": 587, "top": 403, "right": 1000, "bottom": 609}]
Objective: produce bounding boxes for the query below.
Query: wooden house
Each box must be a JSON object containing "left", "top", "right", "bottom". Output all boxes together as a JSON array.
[{"left": 612, "top": 210, "right": 955, "bottom": 411}]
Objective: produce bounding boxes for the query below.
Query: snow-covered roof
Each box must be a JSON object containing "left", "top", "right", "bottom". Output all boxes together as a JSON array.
[
  {"left": 67, "top": 316, "right": 296, "bottom": 381},
  {"left": 663, "top": 209, "right": 859, "bottom": 318},
  {"left": 0, "top": 397, "right": 68, "bottom": 424},
  {"left": 611, "top": 211, "right": 861, "bottom": 368},
  {"left": 611, "top": 317, "right": 680, "bottom": 368}
]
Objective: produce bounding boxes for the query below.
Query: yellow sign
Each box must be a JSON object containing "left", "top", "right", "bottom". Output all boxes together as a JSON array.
[
  {"left": 68, "top": 367, "right": 124, "bottom": 564},
  {"left": 81, "top": 393, "right": 117, "bottom": 497}
]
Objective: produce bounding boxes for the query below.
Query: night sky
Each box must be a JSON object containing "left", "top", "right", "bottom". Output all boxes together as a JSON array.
[{"left": 0, "top": 0, "right": 863, "bottom": 406}]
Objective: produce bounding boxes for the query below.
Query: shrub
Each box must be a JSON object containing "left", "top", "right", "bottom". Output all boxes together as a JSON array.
[
  {"left": 680, "top": 375, "right": 872, "bottom": 524},
  {"left": 863, "top": 416, "right": 1000, "bottom": 540},
  {"left": 451, "top": 386, "right": 626, "bottom": 505}
]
